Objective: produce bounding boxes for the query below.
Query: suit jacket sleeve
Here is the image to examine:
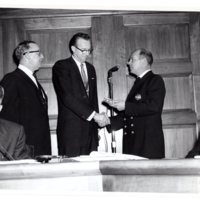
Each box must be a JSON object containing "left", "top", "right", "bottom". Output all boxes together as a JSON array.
[
  {"left": 13, "top": 125, "right": 31, "bottom": 160},
  {"left": 106, "top": 113, "right": 124, "bottom": 132},
  {"left": 0, "top": 74, "right": 20, "bottom": 123},
  {"left": 125, "top": 75, "right": 166, "bottom": 116},
  {"left": 52, "top": 60, "right": 96, "bottom": 119}
]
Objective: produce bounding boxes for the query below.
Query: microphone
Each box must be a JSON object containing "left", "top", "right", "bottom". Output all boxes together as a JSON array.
[
  {"left": 108, "top": 66, "right": 120, "bottom": 73},
  {"left": 108, "top": 66, "right": 120, "bottom": 78}
]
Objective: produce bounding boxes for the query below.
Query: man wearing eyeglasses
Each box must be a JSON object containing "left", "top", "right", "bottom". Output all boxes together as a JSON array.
[
  {"left": 52, "top": 32, "right": 108, "bottom": 157},
  {"left": 0, "top": 40, "right": 51, "bottom": 157}
]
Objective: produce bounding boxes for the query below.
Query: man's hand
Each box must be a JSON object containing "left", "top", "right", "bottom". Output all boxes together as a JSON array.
[
  {"left": 103, "top": 98, "right": 125, "bottom": 111},
  {"left": 93, "top": 112, "right": 110, "bottom": 127}
]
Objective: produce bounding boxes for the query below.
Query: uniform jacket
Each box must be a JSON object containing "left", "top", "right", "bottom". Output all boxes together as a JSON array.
[
  {"left": 52, "top": 57, "right": 99, "bottom": 156},
  {"left": 109, "top": 71, "right": 166, "bottom": 159},
  {"left": 0, "top": 68, "right": 51, "bottom": 156},
  {"left": 0, "top": 118, "right": 31, "bottom": 160}
]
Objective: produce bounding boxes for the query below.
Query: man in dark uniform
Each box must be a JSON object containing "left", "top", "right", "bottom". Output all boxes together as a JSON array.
[{"left": 104, "top": 48, "right": 166, "bottom": 159}]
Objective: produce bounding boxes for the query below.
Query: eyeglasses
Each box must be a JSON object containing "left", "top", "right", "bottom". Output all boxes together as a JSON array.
[
  {"left": 75, "top": 46, "right": 93, "bottom": 54},
  {"left": 23, "top": 50, "right": 40, "bottom": 55}
]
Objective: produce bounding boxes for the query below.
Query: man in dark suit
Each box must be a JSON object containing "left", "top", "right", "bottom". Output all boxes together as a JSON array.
[
  {"left": 52, "top": 32, "right": 107, "bottom": 157},
  {"left": 104, "top": 48, "right": 166, "bottom": 159},
  {"left": 0, "top": 85, "right": 31, "bottom": 161},
  {"left": 0, "top": 40, "right": 51, "bottom": 157}
]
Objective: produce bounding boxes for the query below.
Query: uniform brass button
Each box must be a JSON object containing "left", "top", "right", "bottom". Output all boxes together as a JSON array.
[
  {"left": 131, "top": 131, "right": 134, "bottom": 134},
  {"left": 124, "top": 125, "right": 127, "bottom": 128},
  {"left": 131, "top": 124, "right": 134, "bottom": 127},
  {"left": 130, "top": 116, "right": 133, "bottom": 119},
  {"left": 123, "top": 118, "right": 126, "bottom": 121},
  {"left": 124, "top": 132, "right": 127, "bottom": 135}
]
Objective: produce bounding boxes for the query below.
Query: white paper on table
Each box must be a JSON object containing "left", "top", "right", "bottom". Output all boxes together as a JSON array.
[{"left": 71, "top": 151, "right": 147, "bottom": 162}]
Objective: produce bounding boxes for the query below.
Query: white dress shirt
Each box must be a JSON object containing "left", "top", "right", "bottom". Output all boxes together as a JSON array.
[
  {"left": 72, "top": 56, "right": 95, "bottom": 121},
  {"left": 18, "top": 64, "right": 38, "bottom": 87},
  {"left": 138, "top": 69, "right": 151, "bottom": 78},
  {"left": 72, "top": 56, "right": 88, "bottom": 79}
]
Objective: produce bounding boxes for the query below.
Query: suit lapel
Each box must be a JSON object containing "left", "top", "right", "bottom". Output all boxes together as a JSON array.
[
  {"left": 16, "top": 69, "right": 48, "bottom": 108},
  {"left": 16, "top": 69, "right": 38, "bottom": 90}
]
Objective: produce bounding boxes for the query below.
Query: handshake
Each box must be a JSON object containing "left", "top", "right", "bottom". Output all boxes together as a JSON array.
[
  {"left": 92, "top": 97, "right": 125, "bottom": 127},
  {"left": 93, "top": 112, "right": 110, "bottom": 127}
]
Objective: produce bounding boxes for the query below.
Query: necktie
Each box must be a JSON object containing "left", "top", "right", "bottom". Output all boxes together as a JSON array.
[
  {"left": 33, "top": 73, "right": 47, "bottom": 106},
  {"left": 80, "top": 63, "right": 89, "bottom": 95},
  {"left": 134, "top": 77, "right": 141, "bottom": 86}
]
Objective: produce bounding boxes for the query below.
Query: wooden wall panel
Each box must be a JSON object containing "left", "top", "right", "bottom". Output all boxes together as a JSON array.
[
  {"left": 163, "top": 76, "right": 193, "bottom": 110},
  {"left": 193, "top": 75, "right": 200, "bottom": 116},
  {"left": 41, "top": 81, "right": 58, "bottom": 115},
  {"left": 27, "top": 30, "right": 91, "bottom": 64},
  {"left": 152, "top": 61, "right": 192, "bottom": 75},
  {"left": 0, "top": 21, "right": 3, "bottom": 80},
  {"left": 1, "top": 19, "right": 27, "bottom": 75},
  {"left": 123, "top": 13, "right": 189, "bottom": 26},
  {"left": 125, "top": 24, "right": 189, "bottom": 60},
  {"left": 92, "top": 16, "right": 127, "bottom": 112},
  {"left": 164, "top": 126, "right": 197, "bottom": 158},
  {"left": 190, "top": 13, "right": 200, "bottom": 134},
  {"left": 22, "top": 17, "right": 91, "bottom": 30},
  {"left": 1, "top": 20, "right": 18, "bottom": 74}
]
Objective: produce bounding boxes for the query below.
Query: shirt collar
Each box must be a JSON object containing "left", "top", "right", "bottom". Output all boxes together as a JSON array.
[
  {"left": 138, "top": 69, "right": 151, "bottom": 78},
  {"left": 18, "top": 64, "right": 34, "bottom": 77},
  {"left": 72, "top": 55, "right": 85, "bottom": 67}
]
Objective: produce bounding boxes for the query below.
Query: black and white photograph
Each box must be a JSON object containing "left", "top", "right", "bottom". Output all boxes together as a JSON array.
[{"left": 0, "top": 1, "right": 200, "bottom": 199}]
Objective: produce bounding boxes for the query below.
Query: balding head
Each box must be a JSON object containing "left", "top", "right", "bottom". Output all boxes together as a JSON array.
[{"left": 127, "top": 48, "right": 153, "bottom": 76}]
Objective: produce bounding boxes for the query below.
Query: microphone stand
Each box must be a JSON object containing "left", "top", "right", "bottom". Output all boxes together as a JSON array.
[{"left": 107, "top": 72, "right": 116, "bottom": 153}]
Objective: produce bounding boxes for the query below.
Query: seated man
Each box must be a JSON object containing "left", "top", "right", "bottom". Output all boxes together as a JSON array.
[{"left": 0, "top": 85, "right": 31, "bottom": 160}]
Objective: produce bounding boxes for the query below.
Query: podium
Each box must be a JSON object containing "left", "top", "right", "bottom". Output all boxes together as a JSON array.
[{"left": 0, "top": 155, "right": 200, "bottom": 193}]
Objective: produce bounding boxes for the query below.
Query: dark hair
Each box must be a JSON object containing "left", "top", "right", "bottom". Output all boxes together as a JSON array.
[
  {"left": 138, "top": 48, "right": 153, "bottom": 66},
  {"left": 68, "top": 32, "right": 91, "bottom": 54},
  {"left": 13, "top": 40, "right": 36, "bottom": 63}
]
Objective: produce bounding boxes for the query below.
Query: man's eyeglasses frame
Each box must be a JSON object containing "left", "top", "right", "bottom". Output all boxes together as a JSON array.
[
  {"left": 23, "top": 50, "right": 40, "bottom": 55},
  {"left": 75, "top": 46, "right": 93, "bottom": 54}
]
